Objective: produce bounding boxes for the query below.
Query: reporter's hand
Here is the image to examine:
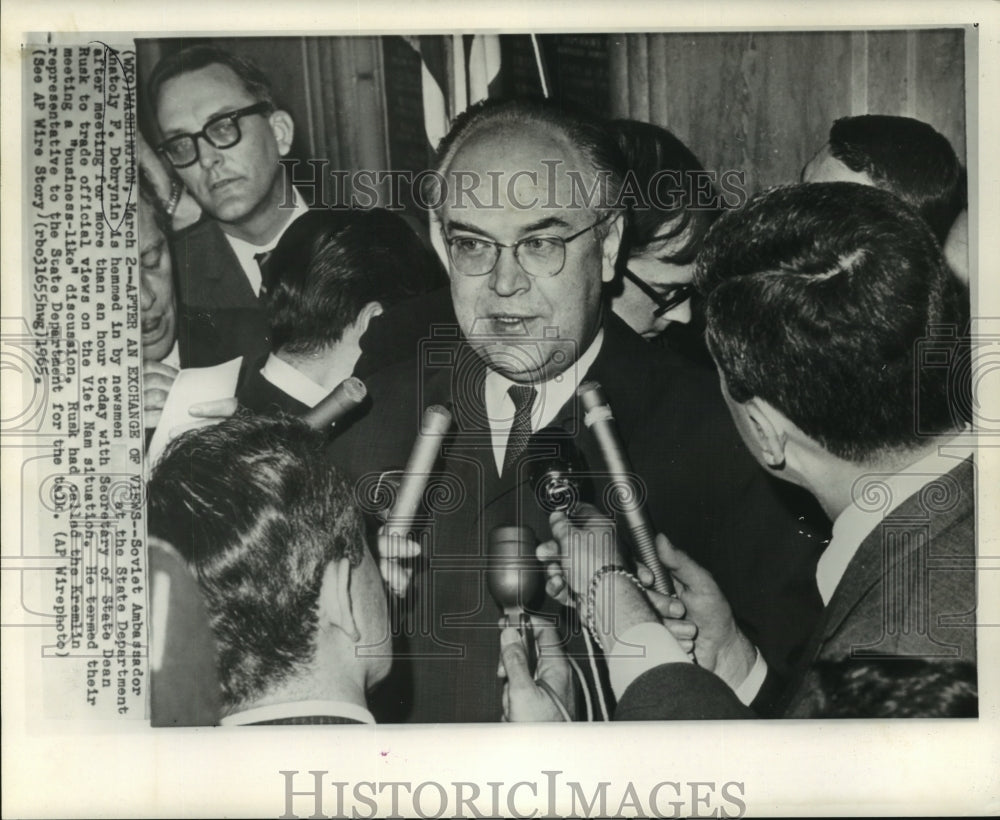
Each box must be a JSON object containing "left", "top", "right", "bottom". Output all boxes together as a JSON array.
[
  {"left": 499, "top": 620, "right": 574, "bottom": 722},
  {"left": 653, "top": 533, "right": 756, "bottom": 689},
  {"left": 643, "top": 587, "right": 697, "bottom": 654},
  {"left": 167, "top": 396, "right": 239, "bottom": 441},
  {"left": 377, "top": 527, "right": 421, "bottom": 597},
  {"left": 142, "top": 359, "right": 178, "bottom": 429},
  {"left": 536, "top": 507, "right": 625, "bottom": 607}
]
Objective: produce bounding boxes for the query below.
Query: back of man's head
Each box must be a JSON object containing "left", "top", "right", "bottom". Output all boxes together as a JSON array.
[
  {"left": 266, "top": 209, "right": 445, "bottom": 355},
  {"left": 697, "top": 182, "right": 968, "bottom": 464},
  {"left": 147, "top": 414, "right": 366, "bottom": 709},
  {"left": 828, "top": 115, "right": 965, "bottom": 242},
  {"left": 148, "top": 44, "right": 275, "bottom": 111}
]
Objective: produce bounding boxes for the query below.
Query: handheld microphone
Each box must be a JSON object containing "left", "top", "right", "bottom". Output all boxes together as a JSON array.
[
  {"left": 383, "top": 404, "right": 453, "bottom": 537},
  {"left": 302, "top": 376, "right": 367, "bottom": 430},
  {"left": 487, "top": 525, "right": 543, "bottom": 675},
  {"left": 577, "top": 381, "right": 676, "bottom": 596}
]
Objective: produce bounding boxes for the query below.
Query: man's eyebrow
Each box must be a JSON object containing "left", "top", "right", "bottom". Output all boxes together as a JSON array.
[
  {"left": 519, "top": 216, "right": 572, "bottom": 235},
  {"left": 444, "top": 216, "right": 574, "bottom": 238},
  {"left": 445, "top": 220, "right": 492, "bottom": 236},
  {"left": 159, "top": 105, "right": 246, "bottom": 138}
]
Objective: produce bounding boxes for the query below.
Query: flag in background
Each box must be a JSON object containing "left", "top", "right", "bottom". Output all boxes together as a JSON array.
[{"left": 405, "top": 34, "right": 545, "bottom": 154}]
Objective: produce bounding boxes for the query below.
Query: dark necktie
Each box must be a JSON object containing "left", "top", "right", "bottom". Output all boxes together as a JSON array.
[
  {"left": 503, "top": 384, "right": 537, "bottom": 474},
  {"left": 254, "top": 250, "right": 274, "bottom": 297}
]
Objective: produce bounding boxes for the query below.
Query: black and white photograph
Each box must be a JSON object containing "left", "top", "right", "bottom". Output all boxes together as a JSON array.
[{"left": 2, "top": 1, "right": 998, "bottom": 817}]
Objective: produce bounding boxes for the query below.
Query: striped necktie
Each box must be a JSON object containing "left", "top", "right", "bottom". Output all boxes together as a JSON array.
[
  {"left": 254, "top": 250, "right": 274, "bottom": 297},
  {"left": 503, "top": 384, "right": 537, "bottom": 474}
]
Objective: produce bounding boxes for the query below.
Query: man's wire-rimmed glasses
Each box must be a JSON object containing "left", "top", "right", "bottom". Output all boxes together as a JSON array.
[{"left": 443, "top": 212, "right": 613, "bottom": 278}]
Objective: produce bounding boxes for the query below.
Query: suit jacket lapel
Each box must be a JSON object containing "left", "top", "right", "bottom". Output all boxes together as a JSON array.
[{"left": 816, "top": 456, "right": 975, "bottom": 647}]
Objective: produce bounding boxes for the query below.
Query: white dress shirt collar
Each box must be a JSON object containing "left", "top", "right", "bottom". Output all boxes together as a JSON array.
[
  {"left": 259, "top": 353, "right": 330, "bottom": 409},
  {"left": 816, "top": 432, "right": 973, "bottom": 605},
  {"left": 221, "top": 699, "right": 375, "bottom": 726},
  {"left": 224, "top": 188, "right": 309, "bottom": 296},
  {"left": 483, "top": 328, "right": 604, "bottom": 474}
]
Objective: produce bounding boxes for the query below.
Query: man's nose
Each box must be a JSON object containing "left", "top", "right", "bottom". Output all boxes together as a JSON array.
[
  {"left": 666, "top": 299, "right": 692, "bottom": 326},
  {"left": 140, "top": 274, "right": 155, "bottom": 310},
  {"left": 196, "top": 134, "right": 224, "bottom": 169},
  {"left": 489, "top": 247, "right": 531, "bottom": 297}
]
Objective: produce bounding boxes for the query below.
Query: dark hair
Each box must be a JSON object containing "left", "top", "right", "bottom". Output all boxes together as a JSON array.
[
  {"left": 147, "top": 413, "right": 366, "bottom": 708},
  {"left": 137, "top": 169, "right": 170, "bottom": 234},
  {"left": 609, "top": 119, "right": 720, "bottom": 267},
  {"left": 697, "top": 182, "right": 968, "bottom": 464},
  {"left": 828, "top": 115, "right": 965, "bottom": 242},
  {"left": 426, "top": 97, "right": 627, "bottom": 217},
  {"left": 148, "top": 44, "right": 276, "bottom": 115},
  {"left": 266, "top": 209, "right": 446, "bottom": 355},
  {"left": 813, "top": 658, "right": 977, "bottom": 718}
]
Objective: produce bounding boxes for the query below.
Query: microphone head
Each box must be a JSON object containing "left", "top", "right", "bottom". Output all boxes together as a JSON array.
[
  {"left": 302, "top": 376, "right": 368, "bottom": 430},
  {"left": 529, "top": 428, "right": 589, "bottom": 514},
  {"left": 577, "top": 380, "right": 607, "bottom": 411},
  {"left": 421, "top": 404, "right": 453, "bottom": 435},
  {"left": 340, "top": 376, "right": 367, "bottom": 402},
  {"left": 486, "top": 525, "right": 542, "bottom": 612}
]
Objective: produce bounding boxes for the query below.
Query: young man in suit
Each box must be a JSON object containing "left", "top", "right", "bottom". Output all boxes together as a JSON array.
[
  {"left": 327, "top": 99, "right": 827, "bottom": 722},
  {"left": 147, "top": 46, "right": 306, "bottom": 368},
  {"left": 148, "top": 415, "right": 391, "bottom": 725},
  {"left": 235, "top": 208, "right": 445, "bottom": 417},
  {"left": 517, "top": 182, "right": 975, "bottom": 720}
]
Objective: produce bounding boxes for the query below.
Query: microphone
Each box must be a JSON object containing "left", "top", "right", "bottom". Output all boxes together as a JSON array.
[
  {"left": 530, "top": 428, "right": 589, "bottom": 516},
  {"left": 302, "top": 376, "right": 367, "bottom": 430},
  {"left": 577, "top": 380, "right": 676, "bottom": 596},
  {"left": 487, "top": 525, "right": 543, "bottom": 675},
  {"left": 383, "top": 404, "right": 453, "bottom": 537}
]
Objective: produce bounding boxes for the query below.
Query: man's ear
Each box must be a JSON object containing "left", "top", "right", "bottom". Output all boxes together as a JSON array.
[
  {"left": 744, "top": 397, "right": 788, "bottom": 470},
  {"left": 429, "top": 213, "right": 450, "bottom": 271},
  {"left": 317, "top": 557, "right": 360, "bottom": 642},
  {"left": 353, "top": 301, "right": 384, "bottom": 338},
  {"left": 600, "top": 212, "right": 623, "bottom": 284},
  {"left": 268, "top": 110, "right": 295, "bottom": 157}
]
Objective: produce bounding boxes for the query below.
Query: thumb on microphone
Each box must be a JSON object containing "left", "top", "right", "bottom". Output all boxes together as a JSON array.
[
  {"left": 655, "top": 532, "right": 713, "bottom": 594},
  {"left": 499, "top": 626, "right": 532, "bottom": 688}
]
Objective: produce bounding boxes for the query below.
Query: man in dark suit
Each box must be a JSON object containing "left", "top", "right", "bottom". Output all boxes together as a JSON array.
[
  {"left": 327, "top": 100, "right": 826, "bottom": 723},
  {"left": 147, "top": 46, "right": 306, "bottom": 368},
  {"left": 519, "top": 182, "right": 975, "bottom": 720},
  {"left": 235, "top": 208, "right": 446, "bottom": 417},
  {"left": 148, "top": 415, "right": 391, "bottom": 725}
]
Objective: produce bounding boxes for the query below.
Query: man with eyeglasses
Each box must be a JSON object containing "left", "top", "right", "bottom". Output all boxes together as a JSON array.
[
  {"left": 606, "top": 120, "right": 721, "bottom": 369},
  {"left": 327, "top": 99, "right": 827, "bottom": 723},
  {"left": 145, "top": 45, "right": 307, "bottom": 368}
]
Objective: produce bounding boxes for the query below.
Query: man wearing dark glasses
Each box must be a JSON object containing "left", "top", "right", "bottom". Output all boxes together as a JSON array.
[{"left": 146, "top": 46, "right": 307, "bottom": 368}]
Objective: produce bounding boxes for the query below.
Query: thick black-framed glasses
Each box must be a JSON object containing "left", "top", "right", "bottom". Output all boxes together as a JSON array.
[
  {"left": 444, "top": 212, "right": 613, "bottom": 278},
  {"left": 156, "top": 102, "right": 273, "bottom": 168},
  {"left": 622, "top": 267, "right": 694, "bottom": 317}
]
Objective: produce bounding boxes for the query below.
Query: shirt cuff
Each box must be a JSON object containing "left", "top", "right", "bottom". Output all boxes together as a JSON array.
[
  {"left": 607, "top": 621, "right": 692, "bottom": 700},
  {"left": 732, "top": 647, "right": 767, "bottom": 705}
]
